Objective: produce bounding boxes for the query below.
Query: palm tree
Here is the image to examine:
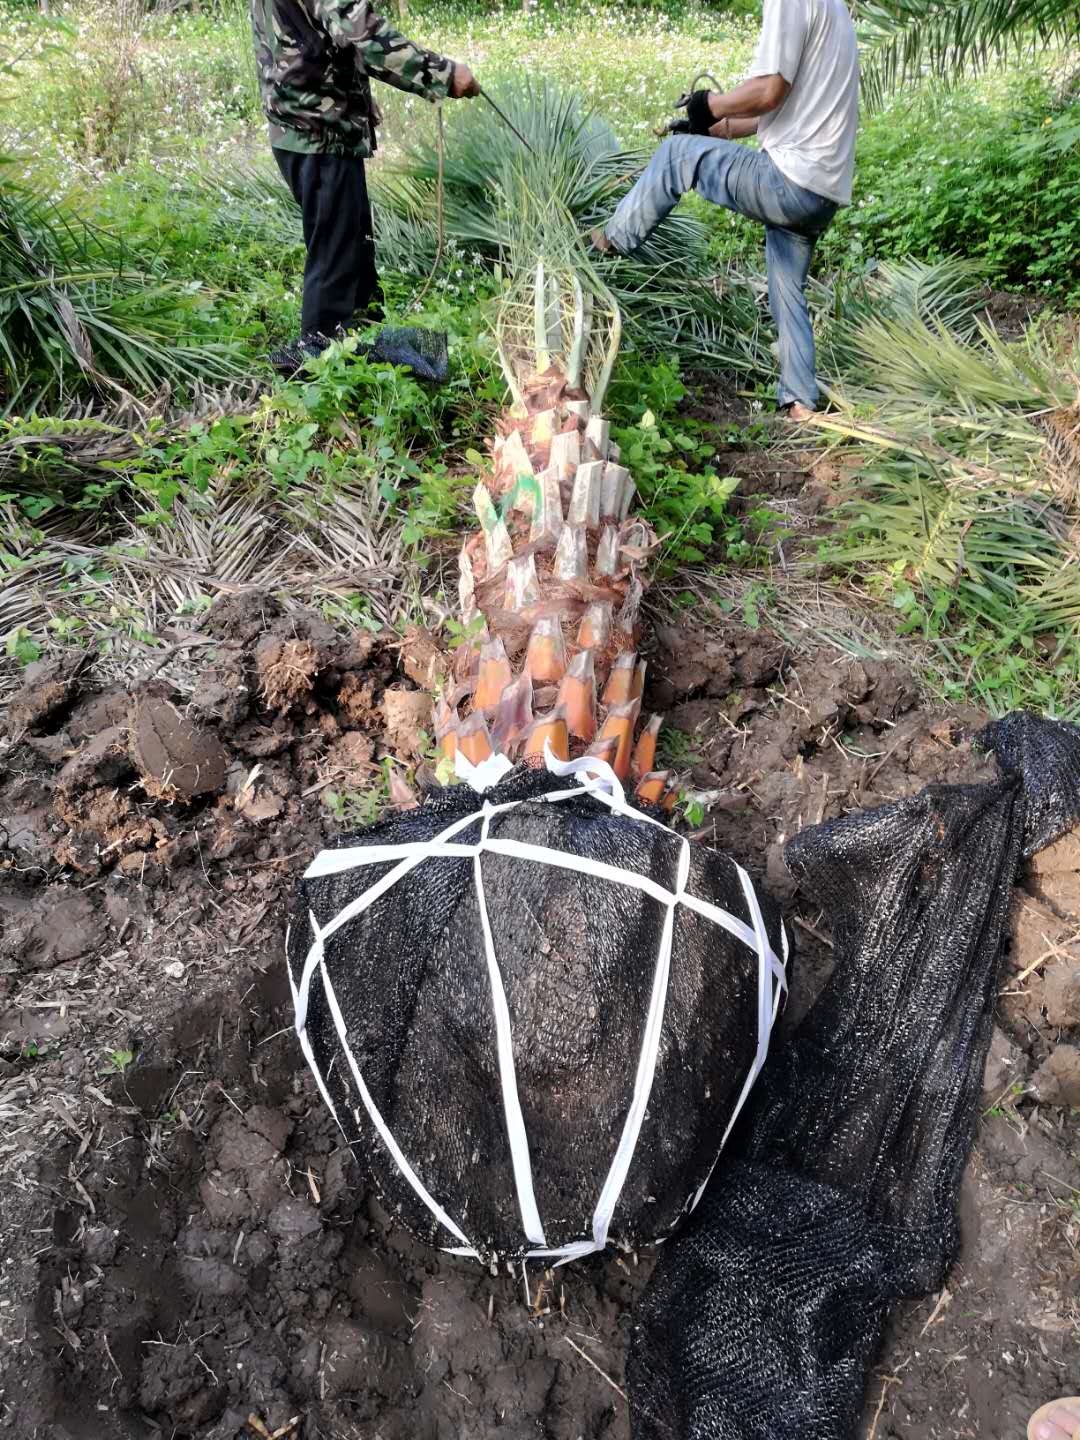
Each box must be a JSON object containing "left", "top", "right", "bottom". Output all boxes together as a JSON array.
[
  {"left": 858, "top": 0, "right": 1080, "bottom": 108},
  {"left": 425, "top": 184, "right": 674, "bottom": 808},
  {"left": 0, "top": 171, "right": 245, "bottom": 412},
  {"left": 0, "top": 21, "right": 245, "bottom": 413}
]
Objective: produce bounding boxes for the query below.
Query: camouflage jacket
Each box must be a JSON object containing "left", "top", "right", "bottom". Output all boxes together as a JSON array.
[{"left": 251, "top": 0, "right": 454, "bottom": 156}]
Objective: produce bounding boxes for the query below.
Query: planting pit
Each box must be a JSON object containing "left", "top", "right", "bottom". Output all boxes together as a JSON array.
[{"left": 1, "top": 590, "right": 1077, "bottom": 1440}]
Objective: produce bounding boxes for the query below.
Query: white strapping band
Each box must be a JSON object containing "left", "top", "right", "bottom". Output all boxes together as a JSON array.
[{"left": 290, "top": 746, "right": 787, "bottom": 1264}]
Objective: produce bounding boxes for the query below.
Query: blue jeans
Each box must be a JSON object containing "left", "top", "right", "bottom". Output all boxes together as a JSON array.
[{"left": 605, "top": 136, "right": 838, "bottom": 409}]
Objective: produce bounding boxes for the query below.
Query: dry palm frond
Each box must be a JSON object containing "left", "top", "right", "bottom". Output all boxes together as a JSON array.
[
  {"left": 0, "top": 381, "right": 263, "bottom": 498},
  {"left": 0, "top": 502, "right": 104, "bottom": 643},
  {"left": 0, "top": 464, "right": 422, "bottom": 698},
  {"left": 280, "top": 467, "right": 415, "bottom": 625},
  {"left": 648, "top": 566, "right": 922, "bottom": 667}
]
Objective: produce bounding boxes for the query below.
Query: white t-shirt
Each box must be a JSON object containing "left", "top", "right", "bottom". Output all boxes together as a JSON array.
[{"left": 748, "top": 0, "right": 859, "bottom": 206}]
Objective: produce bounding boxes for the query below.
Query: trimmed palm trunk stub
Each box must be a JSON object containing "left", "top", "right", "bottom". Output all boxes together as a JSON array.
[{"left": 427, "top": 251, "right": 678, "bottom": 806}]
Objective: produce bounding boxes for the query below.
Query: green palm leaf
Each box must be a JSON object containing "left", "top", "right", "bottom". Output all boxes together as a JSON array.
[
  {"left": 0, "top": 166, "right": 245, "bottom": 411},
  {"left": 857, "top": 0, "right": 1080, "bottom": 109},
  {"left": 371, "top": 76, "right": 756, "bottom": 371}
]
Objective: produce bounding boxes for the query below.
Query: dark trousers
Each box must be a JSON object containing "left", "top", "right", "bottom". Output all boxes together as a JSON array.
[{"left": 273, "top": 149, "right": 383, "bottom": 339}]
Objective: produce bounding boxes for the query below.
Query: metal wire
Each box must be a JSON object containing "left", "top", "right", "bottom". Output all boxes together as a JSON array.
[{"left": 478, "top": 85, "right": 537, "bottom": 156}]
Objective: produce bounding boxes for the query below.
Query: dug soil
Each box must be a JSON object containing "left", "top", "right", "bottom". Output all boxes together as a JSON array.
[{"left": 1, "top": 584, "right": 1077, "bottom": 1440}]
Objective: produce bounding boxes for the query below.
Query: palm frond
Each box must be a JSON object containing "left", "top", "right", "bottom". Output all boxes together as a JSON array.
[
  {"left": 798, "top": 259, "right": 1080, "bottom": 706},
  {"left": 813, "top": 258, "right": 986, "bottom": 377},
  {"left": 490, "top": 172, "right": 622, "bottom": 408},
  {"left": 172, "top": 161, "right": 304, "bottom": 249},
  {"left": 371, "top": 76, "right": 757, "bottom": 372},
  {"left": 857, "top": 0, "right": 1080, "bottom": 109},
  {"left": 0, "top": 170, "right": 246, "bottom": 410},
  {"left": 1, "top": 458, "right": 417, "bottom": 697}
]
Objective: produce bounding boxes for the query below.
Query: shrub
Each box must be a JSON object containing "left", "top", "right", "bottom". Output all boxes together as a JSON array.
[{"left": 819, "top": 73, "right": 1080, "bottom": 304}]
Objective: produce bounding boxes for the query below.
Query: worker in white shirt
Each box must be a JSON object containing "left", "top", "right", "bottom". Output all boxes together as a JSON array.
[{"left": 594, "top": 0, "right": 859, "bottom": 420}]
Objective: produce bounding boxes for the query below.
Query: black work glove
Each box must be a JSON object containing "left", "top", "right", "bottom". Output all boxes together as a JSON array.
[{"left": 684, "top": 88, "right": 716, "bottom": 135}]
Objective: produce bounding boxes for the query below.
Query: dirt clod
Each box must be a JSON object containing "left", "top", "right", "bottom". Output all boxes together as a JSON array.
[
  {"left": 400, "top": 625, "right": 448, "bottom": 691},
  {"left": 1030, "top": 830, "right": 1080, "bottom": 921},
  {"left": 68, "top": 684, "right": 131, "bottom": 742},
  {"left": 3, "top": 654, "right": 87, "bottom": 738},
  {"left": 1044, "top": 958, "right": 1080, "bottom": 1026},
  {"left": 336, "top": 670, "right": 379, "bottom": 728},
  {"left": 56, "top": 722, "right": 131, "bottom": 792},
  {"left": 1030, "top": 1042, "right": 1080, "bottom": 1105},
  {"left": 380, "top": 686, "right": 432, "bottom": 759},
  {"left": 982, "top": 1026, "right": 1026, "bottom": 1105},
  {"left": 0, "top": 889, "right": 108, "bottom": 971},
  {"left": 190, "top": 660, "right": 251, "bottom": 727},
  {"left": 257, "top": 638, "right": 321, "bottom": 712},
  {"left": 324, "top": 730, "right": 375, "bottom": 783},
  {"left": 130, "top": 693, "right": 228, "bottom": 800}
]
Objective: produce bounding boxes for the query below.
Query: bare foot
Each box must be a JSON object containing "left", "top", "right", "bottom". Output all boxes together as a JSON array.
[
  {"left": 590, "top": 228, "right": 615, "bottom": 254},
  {"left": 1028, "top": 1397, "right": 1080, "bottom": 1440}
]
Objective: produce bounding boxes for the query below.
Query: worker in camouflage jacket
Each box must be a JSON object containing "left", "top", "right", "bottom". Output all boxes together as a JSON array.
[{"left": 251, "top": 0, "right": 479, "bottom": 373}]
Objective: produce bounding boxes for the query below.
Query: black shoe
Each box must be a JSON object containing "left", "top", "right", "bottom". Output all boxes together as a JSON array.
[
  {"left": 351, "top": 295, "right": 385, "bottom": 329},
  {"left": 268, "top": 331, "right": 331, "bottom": 379}
]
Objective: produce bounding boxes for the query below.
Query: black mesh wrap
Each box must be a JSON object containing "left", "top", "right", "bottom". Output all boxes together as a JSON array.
[
  {"left": 365, "top": 326, "right": 449, "bottom": 382},
  {"left": 286, "top": 765, "right": 785, "bottom": 1263},
  {"left": 977, "top": 710, "right": 1080, "bottom": 856},
  {"left": 627, "top": 715, "right": 1080, "bottom": 1440}
]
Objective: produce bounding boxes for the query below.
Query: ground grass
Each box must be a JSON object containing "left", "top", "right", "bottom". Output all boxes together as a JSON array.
[{"left": 1, "top": 0, "right": 759, "bottom": 187}]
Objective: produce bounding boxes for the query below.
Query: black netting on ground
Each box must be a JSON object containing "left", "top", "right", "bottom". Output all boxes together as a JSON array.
[
  {"left": 365, "top": 326, "right": 449, "bottom": 382},
  {"left": 978, "top": 710, "right": 1080, "bottom": 856},
  {"left": 286, "top": 765, "right": 784, "bottom": 1262},
  {"left": 627, "top": 714, "right": 1080, "bottom": 1440}
]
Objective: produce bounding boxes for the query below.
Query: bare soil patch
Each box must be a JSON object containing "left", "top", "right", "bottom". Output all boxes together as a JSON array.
[{"left": 1, "top": 576, "right": 1076, "bottom": 1439}]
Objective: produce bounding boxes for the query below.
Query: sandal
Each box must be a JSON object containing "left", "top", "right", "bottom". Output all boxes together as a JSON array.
[{"left": 1028, "top": 1398, "right": 1080, "bottom": 1440}]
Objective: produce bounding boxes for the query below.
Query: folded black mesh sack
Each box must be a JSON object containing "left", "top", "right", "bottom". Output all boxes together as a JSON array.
[
  {"left": 286, "top": 763, "right": 786, "bottom": 1264},
  {"left": 626, "top": 713, "right": 1080, "bottom": 1440},
  {"left": 365, "top": 325, "right": 449, "bottom": 383}
]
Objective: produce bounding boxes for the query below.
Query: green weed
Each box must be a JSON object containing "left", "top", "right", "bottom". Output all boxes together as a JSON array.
[
  {"left": 5, "top": 625, "right": 41, "bottom": 665},
  {"left": 323, "top": 784, "right": 387, "bottom": 829},
  {"left": 819, "top": 73, "right": 1080, "bottom": 305},
  {"left": 658, "top": 724, "right": 702, "bottom": 770},
  {"left": 323, "top": 752, "right": 426, "bottom": 827},
  {"left": 739, "top": 580, "right": 775, "bottom": 630},
  {"left": 680, "top": 793, "right": 707, "bottom": 827},
  {"left": 611, "top": 394, "right": 743, "bottom": 573},
  {"left": 100, "top": 1047, "right": 135, "bottom": 1076}
]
